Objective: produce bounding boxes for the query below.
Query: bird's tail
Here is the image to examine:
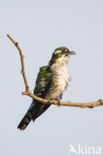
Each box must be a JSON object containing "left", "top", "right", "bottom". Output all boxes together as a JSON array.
[
  {"left": 17, "top": 102, "right": 36, "bottom": 130},
  {"left": 17, "top": 101, "right": 51, "bottom": 130},
  {"left": 17, "top": 109, "right": 34, "bottom": 130}
]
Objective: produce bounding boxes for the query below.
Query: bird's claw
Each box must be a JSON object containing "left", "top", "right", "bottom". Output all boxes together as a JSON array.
[{"left": 57, "top": 99, "right": 61, "bottom": 106}]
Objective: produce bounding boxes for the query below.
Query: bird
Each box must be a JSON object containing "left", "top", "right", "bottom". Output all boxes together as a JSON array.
[{"left": 17, "top": 47, "right": 76, "bottom": 130}]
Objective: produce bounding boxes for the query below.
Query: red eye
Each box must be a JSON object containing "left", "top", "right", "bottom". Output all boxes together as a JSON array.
[{"left": 62, "top": 50, "right": 67, "bottom": 54}]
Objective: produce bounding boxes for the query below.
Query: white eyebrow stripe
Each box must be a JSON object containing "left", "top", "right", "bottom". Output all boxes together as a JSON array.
[{"left": 54, "top": 50, "right": 61, "bottom": 54}]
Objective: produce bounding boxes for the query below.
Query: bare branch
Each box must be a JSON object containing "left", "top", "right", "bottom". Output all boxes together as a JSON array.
[
  {"left": 7, "top": 34, "right": 103, "bottom": 108},
  {"left": 7, "top": 34, "right": 30, "bottom": 92}
]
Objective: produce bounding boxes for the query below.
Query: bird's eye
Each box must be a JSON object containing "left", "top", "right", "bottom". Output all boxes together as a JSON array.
[{"left": 62, "top": 50, "right": 67, "bottom": 54}]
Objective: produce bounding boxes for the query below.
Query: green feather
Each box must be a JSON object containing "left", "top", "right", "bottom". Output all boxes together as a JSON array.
[
  {"left": 34, "top": 66, "right": 52, "bottom": 97},
  {"left": 55, "top": 47, "right": 68, "bottom": 51}
]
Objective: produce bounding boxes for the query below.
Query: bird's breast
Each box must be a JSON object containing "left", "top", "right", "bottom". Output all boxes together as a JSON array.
[
  {"left": 53, "top": 67, "right": 70, "bottom": 91},
  {"left": 45, "top": 66, "right": 71, "bottom": 100}
]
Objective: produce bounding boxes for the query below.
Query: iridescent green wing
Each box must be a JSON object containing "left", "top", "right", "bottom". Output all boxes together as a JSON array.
[{"left": 34, "top": 66, "right": 53, "bottom": 98}]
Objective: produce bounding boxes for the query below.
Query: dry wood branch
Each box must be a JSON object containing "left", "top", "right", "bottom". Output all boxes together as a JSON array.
[
  {"left": 7, "top": 34, "right": 30, "bottom": 92},
  {"left": 7, "top": 34, "right": 103, "bottom": 108}
]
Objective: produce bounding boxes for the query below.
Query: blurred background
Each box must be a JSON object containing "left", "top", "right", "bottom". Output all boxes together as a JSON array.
[{"left": 0, "top": 0, "right": 103, "bottom": 155}]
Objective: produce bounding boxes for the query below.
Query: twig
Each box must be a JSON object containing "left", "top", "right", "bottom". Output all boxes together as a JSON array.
[
  {"left": 7, "top": 34, "right": 30, "bottom": 92},
  {"left": 7, "top": 34, "right": 103, "bottom": 108}
]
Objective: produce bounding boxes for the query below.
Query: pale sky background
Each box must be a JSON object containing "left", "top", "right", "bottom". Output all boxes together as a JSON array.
[{"left": 0, "top": 0, "right": 103, "bottom": 156}]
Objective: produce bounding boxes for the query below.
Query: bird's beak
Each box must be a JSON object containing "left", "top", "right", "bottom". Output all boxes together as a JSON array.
[{"left": 69, "top": 51, "right": 76, "bottom": 55}]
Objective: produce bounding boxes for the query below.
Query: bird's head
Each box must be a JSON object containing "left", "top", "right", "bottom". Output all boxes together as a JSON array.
[{"left": 49, "top": 47, "right": 76, "bottom": 65}]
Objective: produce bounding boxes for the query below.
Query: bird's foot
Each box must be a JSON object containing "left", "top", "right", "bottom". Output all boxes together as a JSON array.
[
  {"left": 48, "top": 98, "right": 61, "bottom": 106},
  {"left": 57, "top": 98, "right": 61, "bottom": 106}
]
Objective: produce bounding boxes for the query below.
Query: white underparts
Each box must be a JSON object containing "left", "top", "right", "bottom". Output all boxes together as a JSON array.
[{"left": 46, "top": 55, "right": 71, "bottom": 100}]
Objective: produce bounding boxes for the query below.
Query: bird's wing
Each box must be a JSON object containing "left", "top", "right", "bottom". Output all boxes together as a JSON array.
[
  {"left": 31, "top": 65, "right": 53, "bottom": 120},
  {"left": 17, "top": 66, "right": 53, "bottom": 130},
  {"left": 34, "top": 65, "right": 53, "bottom": 97}
]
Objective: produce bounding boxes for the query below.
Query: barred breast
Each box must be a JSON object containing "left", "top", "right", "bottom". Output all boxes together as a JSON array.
[{"left": 45, "top": 65, "right": 71, "bottom": 100}]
